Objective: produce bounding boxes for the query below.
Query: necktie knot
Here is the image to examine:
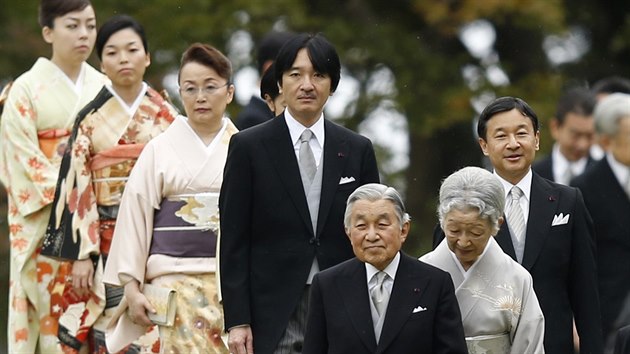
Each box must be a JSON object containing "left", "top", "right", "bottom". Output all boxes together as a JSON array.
[
  {"left": 510, "top": 186, "right": 523, "bottom": 201},
  {"left": 300, "top": 129, "right": 313, "bottom": 143}
]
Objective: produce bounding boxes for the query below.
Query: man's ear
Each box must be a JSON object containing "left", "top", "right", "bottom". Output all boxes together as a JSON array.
[
  {"left": 478, "top": 138, "right": 489, "bottom": 156},
  {"left": 400, "top": 221, "right": 410, "bottom": 244},
  {"left": 549, "top": 118, "right": 560, "bottom": 140}
]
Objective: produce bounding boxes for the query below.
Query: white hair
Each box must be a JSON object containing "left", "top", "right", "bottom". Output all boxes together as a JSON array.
[
  {"left": 438, "top": 166, "right": 505, "bottom": 234},
  {"left": 594, "top": 93, "right": 630, "bottom": 136},
  {"left": 344, "top": 183, "right": 410, "bottom": 229}
]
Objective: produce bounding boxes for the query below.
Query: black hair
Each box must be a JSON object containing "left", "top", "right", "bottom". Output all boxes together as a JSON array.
[
  {"left": 256, "top": 31, "right": 295, "bottom": 74},
  {"left": 179, "top": 43, "right": 232, "bottom": 83},
  {"left": 274, "top": 33, "right": 341, "bottom": 92},
  {"left": 591, "top": 76, "right": 630, "bottom": 96},
  {"left": 95, "top": 15, "right": 148, "bottom": 61},
  {"left": 38, "top": 0, "right": 91, "bottom": 28},
  {"left": 260, "top": 62, "right": 280, "bottom": 100},
  {"left": 554, "top": 86, "right": 596, "bottom": 124},
  {"left": 477, "top": 97, "right": 539, "bottom": 139}
]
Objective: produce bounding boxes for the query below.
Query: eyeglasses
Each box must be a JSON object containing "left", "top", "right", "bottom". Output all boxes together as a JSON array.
[{"left": 180, "top": 83, "right": 229, "bottom": 98}]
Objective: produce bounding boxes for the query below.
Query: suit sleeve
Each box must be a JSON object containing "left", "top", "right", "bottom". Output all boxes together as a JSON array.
[
  {"left": 570, "top": 188, "right": 604, "bottom": 353},
  {"left": 434, "top": 271, "right": 468, "bottom": 354},
  {"left": 432, "top": 223, "right": 445, "bottom": 250},
  {"left": 303, "top": 273, "right": 328, "bottom": 354},
  {"left": 219, "top": 133, "right": 253, "bottom": 329}
]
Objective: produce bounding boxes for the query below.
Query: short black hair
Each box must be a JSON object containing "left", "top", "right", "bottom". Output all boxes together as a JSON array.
[
  {"left": 38, "top": 0, "right": 91, "bottom": 28},
  {"left": 260, "top": 62, "right": 279, "bottom": 100},
  {"left": 591, "top": 76, "right": 630, "bottom": 96},
  {"left": 555, "top": 86, "right": 596, "bottom": 124},
  {"left": 257, "top": 31, "right": 295, "bottom": 74},
  {"left": 477, "top": 96, "right": 539, "bottom": 140},
  {"left": 274, "top": 33, "right": 341, "bottom": 92},
  {"left": 95, "top": 15, "right": 148, "bottom": 61}
]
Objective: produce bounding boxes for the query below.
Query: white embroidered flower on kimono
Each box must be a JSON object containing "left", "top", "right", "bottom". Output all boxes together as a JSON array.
[{"left": 494, "top": 295, "right": 522, "bottom": 316}]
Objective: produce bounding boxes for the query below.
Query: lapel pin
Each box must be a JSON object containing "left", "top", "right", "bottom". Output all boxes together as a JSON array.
[
  {"left": 337, "top": 152, "right": 345, "bottom": 158},
  {"left": 548, "top": 196, "right": 556, "bottom": 202},
  {"left": 413, "top": 288, "right": 421, "bottom": 293}
]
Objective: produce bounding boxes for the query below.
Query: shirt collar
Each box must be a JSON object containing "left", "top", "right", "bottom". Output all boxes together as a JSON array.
[
  {"left": 366, "top": 252, "right": 400, "bottom": 284},
  {"left": 552, "top": 143, "right": 588, "bottom": 177},
  {"left": 494, "top": 168, "right": 532, "bottom": 202},
  {"left": 285, "top": 109, "right": 325, "bottom": 148}
]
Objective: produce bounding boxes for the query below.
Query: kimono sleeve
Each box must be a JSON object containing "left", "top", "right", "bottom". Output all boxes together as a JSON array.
[
  {"left": 510, "top": 272, "right": 545, "bottom": 354},
  {"left": 0, "top": 81, "right": 59, "bottom": 216}
]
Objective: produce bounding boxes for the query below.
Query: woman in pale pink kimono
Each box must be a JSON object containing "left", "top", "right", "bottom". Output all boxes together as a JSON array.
[
  {"left": 420, "top": 167, "right": 545, "bottom": 354},
  {"left": 103, "top": 43, "right": 237, "bottom": 354},
  {"left": 41, "top": 15, "right": 178, "bottom": 353},
  {"left": 0, "top": 1, "right": 105, "bottom": 352}
]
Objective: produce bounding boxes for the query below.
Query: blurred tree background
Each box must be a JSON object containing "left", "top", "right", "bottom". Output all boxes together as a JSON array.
[{"left": 1, "top": 0, "right": 629, "bottom": 350}]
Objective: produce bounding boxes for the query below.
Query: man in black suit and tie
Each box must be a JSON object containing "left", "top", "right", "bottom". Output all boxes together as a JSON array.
[
  {"left": 220, "top": 33, "right": 380, "bottom": 354},
  {"left": 303, "top": 183, "right": 467, "bottom": 354},
  {"left": 533, "top": 86, "right": 598, "bottom": 184},
  {"left": 572, "top": 93, "right": 630, "bottom": 348},
  {"left": 436, "top": 96, "right": 603, "bottom": 353}
]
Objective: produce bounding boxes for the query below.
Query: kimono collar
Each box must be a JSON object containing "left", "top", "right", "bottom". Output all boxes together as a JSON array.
[
  {"left": 105, "top": 82, "right": 148, "bottom": 117},
  {"left": 448, "top": 237, "right": 493, "bottom": 279}
]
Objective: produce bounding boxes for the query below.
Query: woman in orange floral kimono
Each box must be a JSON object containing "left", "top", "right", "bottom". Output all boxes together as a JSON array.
[
  {"left": 103, "top": 43, "right": 237, "bottom": 354},
  {"left": 41, "top": 15, "right": 177, "bottom": 353},
  {"left": 0, "top": 1, "right": 106, "bottom": 352}
]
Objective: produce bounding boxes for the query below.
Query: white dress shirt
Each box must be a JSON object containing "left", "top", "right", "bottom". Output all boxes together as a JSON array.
[
  {"left": 285, "top": 109, "right": 325, "bottom": 167},
  {"left": 551, "top": 143, "right": 589, "bottom": 185}
]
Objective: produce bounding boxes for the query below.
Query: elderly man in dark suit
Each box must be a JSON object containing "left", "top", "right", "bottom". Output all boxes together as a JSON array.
[
  {"left": 303, "top": 183, "right": 467, "bottom": 354},
  {"left": 220, "top": 33, "right": 380, "bottom": 354},
  {"left": 572, "top": 93, "right": 630, "bottom": 349},
  {"left": 532, "top": 86, "right": 598, "bottom": 184},
  {"left": 435, "top": 96, "right": 603, "bottom": 353}
]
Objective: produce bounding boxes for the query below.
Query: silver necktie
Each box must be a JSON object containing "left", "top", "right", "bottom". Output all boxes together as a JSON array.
[
  {"left": 299, "top": 129, "right": 317, "bottom": 186},
  {"left": 370, "top": 271, "right": 390, "bottom": 317},
  {"left": 507, "top": 186, "right": 526, "bottom": 261}
]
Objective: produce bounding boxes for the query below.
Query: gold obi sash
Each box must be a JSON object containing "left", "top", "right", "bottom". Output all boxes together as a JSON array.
[
  {"left": 466, "top": 333, "right": 511, "bottom": 354},
  {"left": 38, "top": 128, "right": 70, "bottom": 160},
  {"left": 90, "top": 143, "right": 146, "bottom": 206}
]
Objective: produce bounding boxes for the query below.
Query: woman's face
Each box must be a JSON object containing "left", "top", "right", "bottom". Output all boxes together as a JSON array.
[
  {"left": 179, "top": 61, "right": 234, "bottom": 130},
  {"left": 443, "top": 208, "right": 494, "bottom": 270},
  {"left": 43, "top": 5, "right": 97, "bottom": 65},
  {"left": 100, "top": 28, "right": 150, "bottom": 89}
]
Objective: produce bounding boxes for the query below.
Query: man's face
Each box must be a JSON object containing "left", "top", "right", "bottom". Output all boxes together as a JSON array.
[
  {"left": 551, "top": 112, "right": 595, "bottom": 162},
  {"left": 346, "top": 199, "right": 409, "bottom": 271},
  {"left": 479, "top": 109, "right": 540, "bottom": 185},
  {"left": 606, "top": 117, "right": 630, "bottom": 167},
  {"left": 280, "top": 48, "right": 332, "bottom": 126}
]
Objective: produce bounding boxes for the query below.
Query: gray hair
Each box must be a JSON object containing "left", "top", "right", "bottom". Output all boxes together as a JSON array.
[
  {"left": 438, "top": 167, "right": 505, "bottom": 234},
  {"left": 344, "top": 183, "right": 410, "bottom": 229},
  {"left": 594, "top": 93, "right": 630, "bottom": 136}
]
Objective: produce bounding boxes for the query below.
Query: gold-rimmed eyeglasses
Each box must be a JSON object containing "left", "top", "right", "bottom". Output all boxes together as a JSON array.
[{"left": 180, "top": 83, "right": 229, "bottom": 98}]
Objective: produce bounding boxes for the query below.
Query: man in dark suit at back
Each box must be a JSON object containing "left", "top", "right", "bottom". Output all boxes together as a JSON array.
[
  {"left": 220, "top": 33, "right": 380, "bottom": 354},
  {"left": 235, "top": 31, "right": 294, "bottom": 130},
  {"left": 303, "top": 183, "right": 467, "bottom": 354},
  {"left": 533, "top": 86, "right": 597, "bottom": 185},
  {"left": 572, "top": 93, "right": 630, "bottom": 349},
  {"left": 436, "top": 96, "right": 603, "bottom": 353}
]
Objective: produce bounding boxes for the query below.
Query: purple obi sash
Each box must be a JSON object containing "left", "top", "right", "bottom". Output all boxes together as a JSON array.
[{"left": 149, "top": 192, "right": 220, "bottom": 258}]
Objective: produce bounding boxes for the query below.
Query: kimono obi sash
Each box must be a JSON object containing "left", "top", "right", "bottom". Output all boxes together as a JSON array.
[
  {"left": 90, "top": 144, "right": 145, "bottom": 206},
  {"left": 38, "top": 128, "right": 71, "bottom": 159},
  {"left": 149, "top": 192, "right": 220, "bottom": 258},
  {"left": 465, "top": 333, "right": 510, "bottom": 353}
]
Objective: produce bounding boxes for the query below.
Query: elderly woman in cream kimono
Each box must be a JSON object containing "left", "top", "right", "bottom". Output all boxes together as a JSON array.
[
  {"left": 103, "top": 43, "right": 236, "bottom": 354},
  {"left": 420, "top": 166, "right": 545, "bottom": 354}
]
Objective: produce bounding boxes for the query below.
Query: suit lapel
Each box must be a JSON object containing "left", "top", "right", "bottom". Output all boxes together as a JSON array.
[
  {"left": 495, "top": 223, "right": 517, "bottom": 261},
  {"left": 522, "top": 173, "right": 557, "bottom": 270},
  {"left": 377, "top": 254, "right": 428, "bottom": 352},
  {"left": 336, "top": 259, "right": 377, "bottom": 352},
  {"left": 263, "top": 115, "right": 313, "bottom": 235},
  {"left": 316, "top": 121, "right": 349, "bottom": 237}
]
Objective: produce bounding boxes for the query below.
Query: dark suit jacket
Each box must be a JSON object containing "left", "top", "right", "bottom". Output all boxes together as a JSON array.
[
  {"left": 532, "top": 153, "right": 596, "bottom": 183},
  {"left": 303, "top": 253, "right": 467, "bottom": 354},
  {"left": 219, "top": 114, "right": 380, "bottom": 354},
  {"left": 613, "top": 325, "right": 630, "bottom": 354},
  {"left": 572, "top": 158, "right": 630, "bottom": 340},
  {"left": 235, "top": 96, "right": 273, "bottom": 130},
  {"left": 433, "top": 172, "right": 603, "bottom": 354}
]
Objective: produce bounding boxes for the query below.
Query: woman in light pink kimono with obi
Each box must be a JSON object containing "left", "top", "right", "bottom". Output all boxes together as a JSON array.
[
  {"left": 421, "top": 167, "right": 545, "bottom": 354},
  {"left": 103, "top": 43, "right": 237, "bottom": 354}
]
